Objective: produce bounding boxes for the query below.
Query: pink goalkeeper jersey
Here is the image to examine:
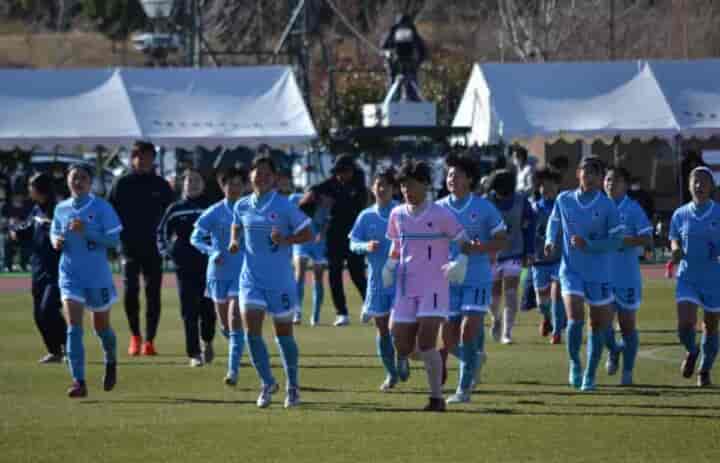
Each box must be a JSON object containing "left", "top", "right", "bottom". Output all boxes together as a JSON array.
[{"left": 387, "top": 202, "right": 465, "bottom": 297}]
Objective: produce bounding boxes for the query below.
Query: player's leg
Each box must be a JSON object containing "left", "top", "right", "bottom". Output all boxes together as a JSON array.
[
  {"left": 375, "top": 312, "right": 398, "bottom": 391},
  {"left": 176, "top": 269, "right": 202, "bottom": 365},
  {"left": 617, "top": 309, "right": 638, "bottom": 385},
  {"left": 199, "top": 293, "right": 216, "bottom": 364},
  {"left": 311, "top": 262, "right": 326, "bottom": 326},
  {"left": 440, "top": 318, "right": 461, "bottom": 387},
  {"left": 274, "top": 315, "right": 300, "bottom": 407},
  {"left": 62, "top": 297, "right": 87, "bottom": 397},
  {"left": 293, "top": 255, "right": 307, "bottom": 323},
  {"left": 92, "top": 307, "right": 117, "bottom": 392},
  {"left": 242, "top": 302, "right": 278, "bottom": 408},
  {"left": 209, "top": 280, "right": 230, "bottom": 339},
  {"left": 416, "top": 316, "right": 446, "bottom": 411},
  {"left": 490, "top": 272, "right": 503, "bottom": 342},
  {"left": 676, "top": 280, "right": 700, "bottom": 378},
  {"left": 390, "top": 298, "right": 418, "bottom": 384},
  {"left": 225, "top": 296, "right": 245, "bottom": 386},
  {"left": 447, "top": 314, "right": 483, "bottom": 404},
  {"left": 698, "top": 310, "right": 720, "bottom": 387},
  {"left": 36, "top": 282, "right": 66, "bottom": 362},
  {"left": 604, "top": 304, "right": 621, "bottom": 376},
  {"left": 141, "top": 252, "right": 163, "bottom": 354},
  {"left": 582, "top": 300, "right": 613, "bottom": 392},
  {"left": 563, "top": 291, "right": 586, "bottom": 389},
  {"left": 122, "top": 257, "right": 142, "bottom": 355},
  {"left": 550, "top": 277, "right": 566, "bottom": 344},
  {"left": 502, "top": 274, "right": 521, "bottom": 344},
  {"left": 534, "top": 269, "right": 553, "bottom": 338}
]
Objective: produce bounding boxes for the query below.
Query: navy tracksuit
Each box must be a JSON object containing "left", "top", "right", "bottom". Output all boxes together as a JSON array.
[
  {"left": 157, "top": 196, "right": 215, "bottom": 358},
  {"left": 14, "top": 204, "right": 66, "bottom": 356}
]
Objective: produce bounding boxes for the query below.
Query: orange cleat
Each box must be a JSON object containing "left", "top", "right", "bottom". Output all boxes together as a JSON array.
[
  {"left": 141, "top": 340, "right": 157, "bottom": 356},
  {"left": 128, "top": 335, "right": 142, "bottom": 356},
  {"left": 550, "top": 334, "right": 562, "bottom": 345},
  {"left": 67, "top": 380, "right": 87, "bottom": 398},
  {"left": 539, "top": 320, "right": 552, "bottom": 337}
]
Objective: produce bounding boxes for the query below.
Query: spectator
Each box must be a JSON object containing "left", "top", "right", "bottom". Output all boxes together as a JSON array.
[
  {"left": 299, "top": 154, "right": 368, "bottom": 326},
  {"left": 628, "top": 176, "right": 655, "bottom": 221},
  {"left": 2, "top": 191, "right": 33, "bottom": 272},
  {"left": 108, "top": 141, "right": 174, "bottom": 356},
  {"left": 511, "top": 145, "right": 535, "bottom": 195},
  {"left": 680, "top": 150, "right": 707, "bottom": 205}
]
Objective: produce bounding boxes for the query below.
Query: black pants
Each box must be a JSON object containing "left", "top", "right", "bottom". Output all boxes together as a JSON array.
[
  {"left": 327, "top": 238, "right": 367, "bottom": 316},
  {"left": 32, "top": 279, "right": 66, "bottom": 355},
  {"left": 122, "top": 250, "right": 163, "bottom": 341},
  {"left": 176, "top": 268, "right": 216, "bottom": 357},
  {"left": 4, "top": 237, "right": 30, "bottom": 271}
]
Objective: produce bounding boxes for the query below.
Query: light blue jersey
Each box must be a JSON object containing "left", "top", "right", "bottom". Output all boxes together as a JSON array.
[
  {"left": 289, "top": 192, "right": 328, "bottom": 263},
  {"left": 233, "top": 190, "right": 311, "bottom": 291},
  {"left": 51, "top": 194, "right": 122, "bottom": 290},
  {"left": 191, "top": 199, "right": 243, "bottom": 282},
  {"left": 436, "top": 194, "right": 505, "bottom": 286},
  {"left": 547, "top": 189, "right": 623, "bottom": 285},
  {"left": 611, "top": 195, "right": 652, "bottom": 289},
  {"left": 669, "top": 201, "right": 720, "bottom": 288},
  {"left": 349, "top": 201, "right": 397, "bottom": 315}
]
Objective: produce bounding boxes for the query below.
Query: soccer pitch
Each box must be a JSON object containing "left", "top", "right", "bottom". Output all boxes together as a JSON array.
[{"left": 2, "top": 277, "right": 720, "bottom": 463}]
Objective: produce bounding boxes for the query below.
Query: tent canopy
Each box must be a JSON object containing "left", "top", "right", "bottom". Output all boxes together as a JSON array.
[
  {"left": 0, "top": 66, "right": 316, "bottom": 150},
  {"left": 453, "top": 59, "right": 720, "bottom": 145}
]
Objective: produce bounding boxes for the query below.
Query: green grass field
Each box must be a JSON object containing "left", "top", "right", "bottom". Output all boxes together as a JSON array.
[{"left": 2, "top": 277, "right": 720, "bottom": 463}]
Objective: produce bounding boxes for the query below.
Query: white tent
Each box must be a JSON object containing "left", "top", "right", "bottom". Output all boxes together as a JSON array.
[
  {"left": 453, "top": 60, "right": 680, "bottom": 145},
  {"left": 0, "top": 66, "right": 316, "bottom": 150}
]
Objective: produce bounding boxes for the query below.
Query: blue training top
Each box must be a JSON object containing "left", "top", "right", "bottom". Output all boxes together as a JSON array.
[{"left": 669, "top": 200, "right": 720, "bottom": 286}]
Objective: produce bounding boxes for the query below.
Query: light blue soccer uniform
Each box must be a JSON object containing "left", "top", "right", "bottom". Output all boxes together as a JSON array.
[
  {"left": 669, "top": 200, "right": 720, "bottom": 311},
  {"left": 289, "top": 193, "right": 328, "bottom": 265},
  {"left": 233, "top": 191, "right": 311, "bottom": 319},
  {"left": 349, "top": 201, "right": 398, "bottom": 318},
  {"left": 191, "top": 199, "right": 243, "bottom": 303},
  {"left": 51, "top": 194, "right": 122, "bottom": 311},
  {"left": 437, "top": 194, "right": 506, "bottom": 320},
  {"left": 531, "top": 197, "right": 560, "bottom": 291},
  {"left": 547, "top": 189, "right": 623, "bottom": 306},
  {"left": 611, "top": 195, "right": 653, "bottom": 310}
]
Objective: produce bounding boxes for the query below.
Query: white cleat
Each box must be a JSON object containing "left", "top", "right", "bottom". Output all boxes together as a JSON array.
[
  {"left": 606, "top": 350, "right": 620, "bottom": 376},
  {"left": 620, "top": 371, "right": 633, "bottom": 386},
  {"left": 284, "top": 387, "right": 301, "bottom": 408},
  {"left": 501, "top": 335, "right": 513, "bottom": 345},
  {"left": 292, "top": 313, "right": 302, "bottom": 325},
  {"left": 446, "top": 389, "right": 471, "bottom": 404},
  {"left": 491, "top": 319, "right": 502, "bottom": 342},
  {"left": 360, "top": 311, "right": 372, "bottom": 324},
  {"left": 380, "top": 376, "right": 398, "bottom": 392},
  {"left": 333, "top": 315, "right": 350, "bottom": 327},
  {"left": 189, "top": 356, "right": 204, "bottom": 368},
  {"left": 256, "top": 383, "right": 279, "bottom": 408},
  {"left": 310, "top": 317, "right": 319, "bottom": 327}
]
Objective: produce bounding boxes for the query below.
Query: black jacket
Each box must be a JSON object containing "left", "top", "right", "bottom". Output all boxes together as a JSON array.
[
  {"left": 157, "top": 196, "right": 211, "bottom": 271},
  {"left": 13, "top": 204, "right": 60, "bottom": 283},
  {"left": 311, "top": 174, "right": 368, "bottom": 245},
  {"left": 380, "top": 14, "right": 427, "bottom": 63},
  {"left": 108, "top": 171, "right": 174, "bottom": 256}
]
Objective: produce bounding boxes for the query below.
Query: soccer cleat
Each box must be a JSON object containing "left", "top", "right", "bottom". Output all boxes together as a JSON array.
[
  {"left": 67, "top": 380, "right": 87, "bottom": 398},
  {"left": 38, "top": 353, "right": 63, "bottom": 364},
  {"left": 189, "top": 357, "right": 204, "bottom": 368},
  {"left": 423, "top": 397, "right": 446, "bottom": 412},
  {"left": 256, "top": 383, "right": 279, "bottom": 408},
  {"left": 360, "top": 311, "right": 372, "bottom": 324},
  {"left": 292, "top": 313, "right": 302, "bottom": 325},
  {"left": 333, "top": 315, "right": 350, "bottom": 327},
  {"left": 224, "top": 374, "right": 237, "bottom": 387},
  {"left": 698, "top": 371, "right": 712, "bottom": 388},
  {"left": 580, "top": 377, "right": 596, "bottom": 392},
  {"left": 284, "top": 387, "right": 301, "bottom": 408},
  {"left": 103, "top": 362, "right": 117, "bottom": 391},
  {"left": 606, "top": 349, "right": 621, "bottom": 376},
  {"left": 446, "top": 389, "right": 471, "bottom": 404},
  {"left": 681, "top": 351, "right": 699, "bottom": 378},
  {"left": 380, "top": 375, "right": 398, "bottom": 392},
  {"left": 310, "top": 316, "right": 319, "bottom": 327},
  {"left": 539, "top": 319, "right": 552, "bottom": 337},
  {"left": 397, "top": 356, "right": 411, "bottom": 382},
  {"left": 491, "top": 319, "right": 502, "bottom": 342},
  {"left": 128, "top": 335, "right": 142, "bottom": 356},
  {"left": 550, "top": 334, "right": 562, "bottom": 345},
  {"left": 201, "top": 342, "right": 214, "bottom": 364},
  {"left": 141, "top": 341, "right": 157, "bottom": 356},
  {"left": 500, "top": 334, "right": 513, "bottom": 345},
  {"left": 620, "top": 371, "right": 633, "bottom": 386},
  {"left": 569, "top": 362, "right": 583, "bottom": 389}
]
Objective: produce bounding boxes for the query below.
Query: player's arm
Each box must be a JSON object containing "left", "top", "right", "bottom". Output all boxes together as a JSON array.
[
  {"left": 544, "top": 200, "right": 561, "bottom": 256},
  {"left": 271, "top": 222, "right": 313, "bottom": 246},
  {"left": 622, "top": 207, "right": 654, "bottom": 248},
  {"left": 349, "top": 215, "right": 374, "bottom": 254},
  {"left": 670, "top": 239, "right": 683, "bottom": 264},
  {"left": 156, "top": 203, "right": 175, "bottom": 257},
  {"left": 521, "top": 198, "right": 536, "bottom": 264},
  {"left": 192, "top": 224, "right": 214, "bottom": 255}
]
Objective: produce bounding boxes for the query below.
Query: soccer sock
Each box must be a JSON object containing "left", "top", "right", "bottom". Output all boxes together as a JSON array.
[
  {"left": 66, "top": 325, "right": 85, "bottom": 382},
  {"left": 567, "top": 319, "right": 583, "bottom": 365},
  {"left": 276, "top": 335, "right": 299, "bottom": 389},
  {"left": 376, "top": 334, "right": 398, "bottom": 380},
  {"left": 539, "top": 301, "right": 552, "bottom": 322},
  {"left": 419, "top": 349, "right": 443, "bottom": 399},
  {"left": 678, "top": 327, "right": 698, "bottom": 355},
  {"left": 296, "top": 278, "right": 305, "bottom": 316},
  {"left": 605, "top": 325, "right": 620, "bottom": 354},
  {"left": 622, "top": 330, "right": 639, "bottom": 373},
  {"left": 246, "top": 334, "right": 275, "bottom": 386},
  {"left": 476, "top": 319, "right": 486, "bottom": 353},
  {"left": 551, "top": 297, "right": 567, "bottom": 335},
  {"left": 221, "top": 329, "right": 230, "bottom": 340},
  {"left": 228, "top": 330, "right": 245, "bottom": 379},
  {"left": 312, "top": 280, "right": 324, "bottom": 321},
  {"left": 95, "top": 327, "right": 117, "bottom": 365},
  {"left": 449, "top": 345, "right": 460, "bottom": 360},
  {"left": 504, "top": 288, "right": 518, "bottom": 336},
  {"left": 490, "top": 295, "right": 501, "bottom": 323},
  {"left": 459, "top": 338, "right": 479, "bottom": 391},
  {"left": 700, "top": 333, "right": 719, "bottom": 373},
  {"left": 585, "top": 329, "right": 606, "bottom": 382}
]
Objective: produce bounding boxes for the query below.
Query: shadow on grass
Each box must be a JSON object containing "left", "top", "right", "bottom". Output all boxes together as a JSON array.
[{"left": 81, "top": 396, "right": 255, "bottom": 406}]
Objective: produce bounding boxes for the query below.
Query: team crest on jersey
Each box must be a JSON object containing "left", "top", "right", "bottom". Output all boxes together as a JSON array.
[
  {"left": 427, "top": 222, "right": 433, "bottom": 228},
  {"left": 268, "top": 212, "right": 278, "bottom": 222},
  {"left": 593, "top": 211, "right": 601, "bottom": 220},
  {"left": 469, "top": 212, "right": 479, "bottom": 223},
  {"left": 87, "top": 214, "right": 95, "bottom": 222},
  {"left": 711, "top": 221, "right": 718, "bottom": 230}
]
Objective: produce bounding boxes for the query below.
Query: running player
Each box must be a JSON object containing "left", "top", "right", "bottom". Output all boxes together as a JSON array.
[
  {"left": 486, "top": 169, "right": 534, "bottom": 344},
  {"left": 229, "top": 154, "right": 312, "bottom": 408},
  {"left": 545, "top": 156, "right": 623, "bottom": 391},
  {"left": 437, "top": 154, "right": 507, "bottom": 404},
  {"left": 50, "top": 165, "right": 122, "bottom": 398},
  {"left": 349, "top": 167, "right": 399, "bottom": 391},
  {"left": 191, "top": 168, "right": 246, "bottom": 386},
  {"left": 669, "top": 166, "right": 720, "bottom": 387},
  {"left": 603, "top": 167, "right": 652, "bottom": 385},
  {"left": 531, "top": 168, "right": 565, "bottom": 344},
  {"left": 383, "top": 160, "right": 467, "bottom": 412},
  {"left": 289, "top": 190, "right": 329, "bottom": 326}
]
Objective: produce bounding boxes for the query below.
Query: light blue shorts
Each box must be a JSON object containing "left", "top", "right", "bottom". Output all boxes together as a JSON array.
[
  {"left": 59, "top": 282, "right": 117, "bottom": 312},
  {"left": 613, "top": 285, "right": 642, "bottom": 311},
  {"left": 363, "top": 290, "right": 393, "bottom": 318},
  {"left": 532, "top": 263, "right": 560, "bottom": 291},
  {"left": 560, "top": 272, "right": 613, "bottom": 306},
  {"left": 676, "top": 279, "right": 720, "bottom": 312},
  {"left": 448, "top": 283, "right": 492, "bottom": 321},
  {"left": 239, "top": 284, "right": 298, "bottom": 319},
  {"left": 293, "top": 242, "right": 327, "bottom": 265},
  {"left": 205, "top": 279, "right": 239, "bottom": 303}
]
